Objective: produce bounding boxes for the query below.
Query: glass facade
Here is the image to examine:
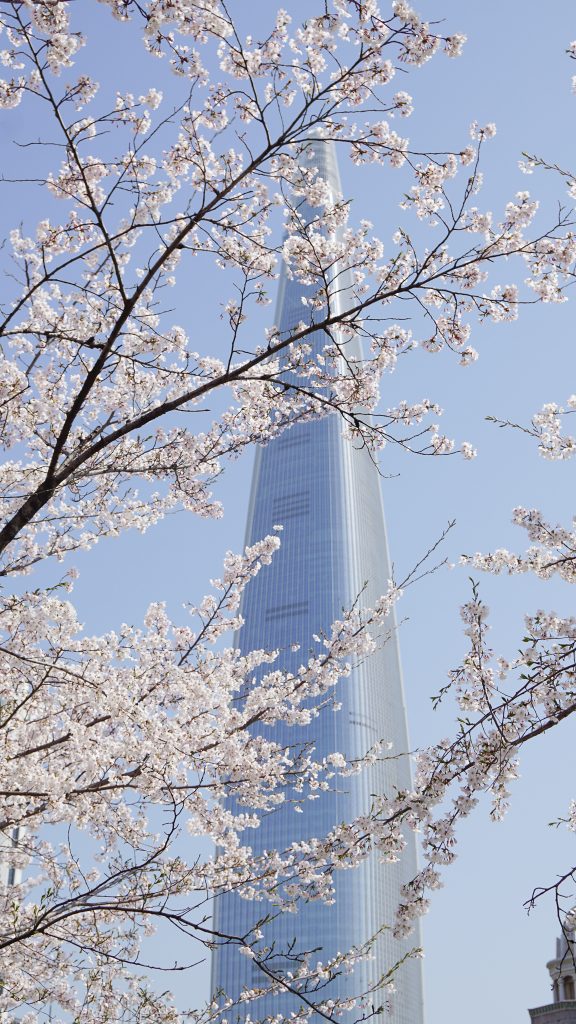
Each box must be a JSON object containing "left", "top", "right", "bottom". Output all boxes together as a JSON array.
[{"left": 211, "top": 142, "right": 424, "bottom": 1024}]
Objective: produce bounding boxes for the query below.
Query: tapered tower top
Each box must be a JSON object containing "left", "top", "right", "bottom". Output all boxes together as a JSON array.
[{"left": 299, "top": 135, "right": 343, "bottom": 195}]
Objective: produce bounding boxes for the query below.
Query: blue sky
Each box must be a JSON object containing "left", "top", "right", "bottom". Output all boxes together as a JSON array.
[{"left": 2, "top": 1, "right": 576, "bottom": 1021}]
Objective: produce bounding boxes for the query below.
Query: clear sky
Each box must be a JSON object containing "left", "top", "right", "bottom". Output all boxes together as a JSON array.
[{"left": 2, "top": 2, "right": 576, "bottom": 1022}]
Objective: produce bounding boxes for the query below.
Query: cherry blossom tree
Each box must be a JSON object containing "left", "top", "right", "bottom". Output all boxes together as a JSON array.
[{"left": 0, "top": 2, "right": 575, "bottom": 1022}]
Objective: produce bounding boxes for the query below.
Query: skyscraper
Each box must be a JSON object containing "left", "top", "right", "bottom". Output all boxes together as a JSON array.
[{"left": 211, "top": 140, "right": 424, "bottom": 1024}]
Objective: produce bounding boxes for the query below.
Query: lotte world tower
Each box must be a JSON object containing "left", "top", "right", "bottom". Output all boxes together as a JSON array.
[{"left": 211, "top": 140, "right": 424, "bottom": 1024}]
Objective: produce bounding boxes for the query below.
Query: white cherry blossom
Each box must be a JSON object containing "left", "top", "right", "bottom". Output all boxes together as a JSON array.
[{"left": 0, "top": 3, "right": 575, "bottom": 1021}]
